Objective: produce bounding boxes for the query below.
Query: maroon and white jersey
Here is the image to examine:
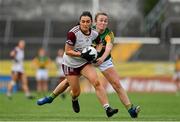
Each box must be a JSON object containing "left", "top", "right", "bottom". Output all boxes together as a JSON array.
[
  {"left": 63, "top": 25, "right": 101, "bottom": 68},
  {"left": 12, "top": 47, "right": 24, "bottom": 72}
]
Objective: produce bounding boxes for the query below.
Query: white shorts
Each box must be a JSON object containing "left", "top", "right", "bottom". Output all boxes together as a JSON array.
[
  {"left": 98, "top": 58, "right": 114, "bottom": 71},
  {"left": 36, "top": 69, "right": 48, "bottom": 81},
  {"left": 174, "top": 71, "right": 180, "bottom": 80},
  {"left": 12, "top": 64, "right": 24, "bottom": 73}
]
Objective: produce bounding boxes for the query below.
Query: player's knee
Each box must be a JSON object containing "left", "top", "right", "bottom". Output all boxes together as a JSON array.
[{"left": 91, "top": 79, "right": 101, "bottom": 89}]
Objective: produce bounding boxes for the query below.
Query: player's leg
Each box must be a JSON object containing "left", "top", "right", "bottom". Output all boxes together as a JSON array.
[
  {"left": 102, "top": 67, "right": 140, "bottom": 118},
  {"left": 37, "top": 80, "right": 42, "bottom": 93},
  {"left": 42, "top": 69, "right": 49, "bottom": 93},
  {"left": 21, "top": 73, "right": 34, "bottom": 99},
  {"left": 102, "top": 67, "right": 131, "bottom": 107},
  {"left": 37, "top": 78, "right": 69, "bottom": 105},
  {"left": 174, "top": 72, "right": 180, "bottom": 95},
  {"left": 42, "top": 80, "right": 48, "bottom": 93},
  {"left": 59, "top": 76, "right": 67, "bottom": 99},
  {"left": 7, "top": 72, "right": 18, "bottom": 98},
  {"left": 36, "top": 69, "right": 43, "bottom": 93},
  {"left": 66, "top": 75, "right": 80, "bottom": 113},
  {"left": 178, "top": 79, "right": 180, "bottom": 91},
  {"left": 81, "top": 64, "right": 118, "bottom": 117},
  {"left": 177, "top": 72, "right": 180, "bottom": 93},
  {"left": 53, "top": 78, "right": 69, "bottom": 97},
  {"left": 176, "top": 77, "right": 180, "bottom": 94}
]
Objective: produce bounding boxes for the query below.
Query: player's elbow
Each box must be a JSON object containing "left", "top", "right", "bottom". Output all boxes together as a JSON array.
[{"left": 65, "top": 50, "right": 73, "bottom": 56}]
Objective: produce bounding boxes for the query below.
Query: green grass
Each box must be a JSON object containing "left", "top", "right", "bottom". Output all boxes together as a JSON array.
[{"left": 0, "top": 92, "right": 180, "bottom": 121}]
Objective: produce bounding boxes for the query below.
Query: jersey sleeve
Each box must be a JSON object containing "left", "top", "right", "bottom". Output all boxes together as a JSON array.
[
  {"left": 105, "top": 31, "right": 114, "bottom": 44},
  {"left": 66, "top": 32, "right": 76, "bottom": 46}
]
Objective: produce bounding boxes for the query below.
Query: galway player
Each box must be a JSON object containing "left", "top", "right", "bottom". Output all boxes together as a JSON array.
[
  {"left": 37, "top": 11, "right": 118, "bottom": 117},
  {"left": 7, "top": 40, "right": 34, "bottom": 99}
]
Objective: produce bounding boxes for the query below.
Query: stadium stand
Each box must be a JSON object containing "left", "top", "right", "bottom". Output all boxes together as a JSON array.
[{"left": 0, "top": 0, "right": 180, "bottom": 60}]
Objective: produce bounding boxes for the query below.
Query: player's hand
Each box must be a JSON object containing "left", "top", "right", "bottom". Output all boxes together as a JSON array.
[
  {"left": 92, "top": 52, "right": 101, "bottom": 64},
  {"left": 81, "top": 49, "right": 95, "bottom": 62},
  {"left": 95, "top": 57, "right": 104, "bottom": 65}
]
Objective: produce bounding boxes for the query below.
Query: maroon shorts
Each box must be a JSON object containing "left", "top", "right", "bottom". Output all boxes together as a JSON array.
[
  {"left": 62, "top": 63, "right": 89, "bottom": 76},
  {"left": 11, "top": 71, "right": 23, "bottom": 79}
]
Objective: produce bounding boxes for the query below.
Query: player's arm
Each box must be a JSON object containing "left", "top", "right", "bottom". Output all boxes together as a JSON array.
[
  {"left": 65, "top": 32, "right": 81, "bottom": 57},
  {"left": 65, "top": 44, "right": 81, "bottom": 57},
  {"left": 10, "top": 47, "right": 19, "bottom": 63},
  {"left": 97, "top": 32, "right": 114, "bottom": 64},
  {"left": 47, "top": 57, "right": 52, "bottom": 65},
  {"left": 66, "top": 43, "right": 93, "bottom": 61},
  {"left": 32, "top": 57, "right": 38, "bottom": 69},
  {"left": 46, "top": 57, "right": 55, "bottom": 71},
  {"left": 101, "top": 32, "right": 114, "bottom": 60},
  {"left": 55, "top": 57, "right": 60, "bottom": 68},
  {"left": 10, "top": 48, "right": 17, "bottom": 58}
]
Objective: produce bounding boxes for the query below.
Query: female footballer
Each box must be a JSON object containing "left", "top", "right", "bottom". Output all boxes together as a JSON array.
[
  {"left": 37, "top": 12, "right": 140, "bottom": 118},
  {"left": 93, "top": 12, "right": 140, "bottom": 118},
  {"left": 37, "top": 11, "right": 118, "bottom": 118},
  {"left": 7, "top": 40, "right": 34, "bottom": 99}
]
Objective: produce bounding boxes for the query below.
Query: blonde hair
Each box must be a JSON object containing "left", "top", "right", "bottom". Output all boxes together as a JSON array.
[{"left": 95, "top": 12, "right": 108, "bottom": 22}]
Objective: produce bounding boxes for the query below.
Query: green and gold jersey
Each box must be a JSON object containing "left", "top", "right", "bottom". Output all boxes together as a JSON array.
[
  {"left": 34, "top": 56, "right": 50, "bottom": 69},
  {"left": 92, "top": 26, "right": 114, "bottom": 61},
  {"left": 175, "top": 59, "right": 180, "bottom": 71}
]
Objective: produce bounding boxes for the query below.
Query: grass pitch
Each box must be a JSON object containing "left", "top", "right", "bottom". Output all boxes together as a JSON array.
[{"left": 0, "top": 92, "right": 180, "bottom": 121}]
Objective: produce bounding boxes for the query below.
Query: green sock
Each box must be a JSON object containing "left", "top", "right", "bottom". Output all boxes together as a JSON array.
[{"left": 49, "top": 93, "right": 57, "bottom": 99}]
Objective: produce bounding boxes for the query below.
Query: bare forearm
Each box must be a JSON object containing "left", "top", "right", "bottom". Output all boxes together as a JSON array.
[
  {"left": 101, "top": 44, "right": 112, "bottom": 60},
  {"left": 65, "top": 44, "right": 81, "bottom": 57},
  {"left": 65, "top": 50, "right": 81, "bottom": 57}
]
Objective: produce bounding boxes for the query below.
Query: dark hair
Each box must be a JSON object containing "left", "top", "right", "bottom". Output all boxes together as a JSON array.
[
  {"left": 95, "top": 12, "right": 108, "bottom": 22},
  {"left": 79, "top": 11, "right": 93, "bottom": 21}
]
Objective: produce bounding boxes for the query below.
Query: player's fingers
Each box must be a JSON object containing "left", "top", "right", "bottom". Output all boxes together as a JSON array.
[{"left": 96, "top": 58, "right": 102, "bottom": 65}]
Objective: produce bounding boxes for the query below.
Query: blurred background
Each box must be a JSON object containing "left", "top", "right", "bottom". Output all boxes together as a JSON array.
[{"left": 0, "top": 0, "right": 180, "bottom": 93}]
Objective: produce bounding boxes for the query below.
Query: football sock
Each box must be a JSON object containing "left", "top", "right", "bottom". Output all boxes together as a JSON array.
[
  {"left": 72, "top": 97, "right": 78, "bottom": 101},
  {"left": 103, "top": 104, "right": 110, "bottom": 110},
  {"left": 50, "top": 93, "right": 57, "bottom": 99}
]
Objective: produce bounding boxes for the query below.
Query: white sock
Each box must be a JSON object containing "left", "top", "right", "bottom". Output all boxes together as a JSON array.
[
  {"left": 103, "top": 104, "right": 110, "bottom": 110},
  {"left": 72, "top": 97, "right": 78, "bottom": 101}
]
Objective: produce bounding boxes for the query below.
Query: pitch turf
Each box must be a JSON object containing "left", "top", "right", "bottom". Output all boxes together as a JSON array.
[{"left": 0, "top": 92, "right": 180, "bottom": 121}]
